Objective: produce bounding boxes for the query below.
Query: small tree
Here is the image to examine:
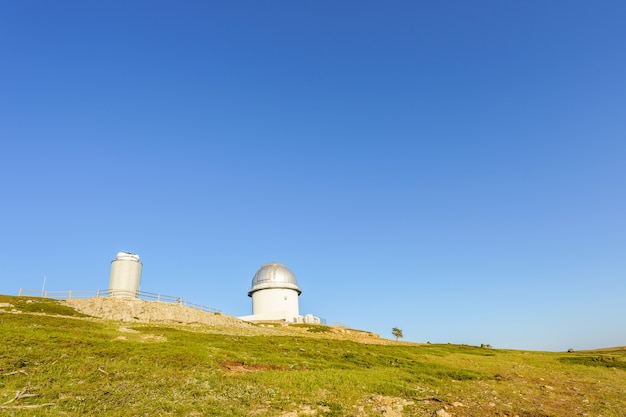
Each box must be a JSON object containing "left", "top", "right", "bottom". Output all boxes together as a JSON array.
[{"left": 392, "top": 327, "right": 403, "bottom": 341}]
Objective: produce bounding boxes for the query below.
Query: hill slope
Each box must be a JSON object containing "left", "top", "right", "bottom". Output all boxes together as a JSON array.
[{"left": 1, "top": 295, "right": 625, "bottom": 416}]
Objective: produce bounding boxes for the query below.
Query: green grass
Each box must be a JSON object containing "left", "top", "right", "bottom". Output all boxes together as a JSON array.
[
  {"left": 0, "top": 294, "right": 90, "bottom": 317},
  {"left": 559, "top": 354, "right": 626, "bottom": 370},
  {"left": 291, "top": 323, "right": 333, "bottom": 333},
  {"left": 1, "top": 294, "right": 625, "bottom": 416}
]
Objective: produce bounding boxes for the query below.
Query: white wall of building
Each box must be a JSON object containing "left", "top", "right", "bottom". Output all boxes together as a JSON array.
[{"left": 251, "top": 287, "right": 300, "bottom": 322}]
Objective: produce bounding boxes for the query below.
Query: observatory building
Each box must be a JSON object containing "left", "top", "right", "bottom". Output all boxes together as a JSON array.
[
  {"left": 108, "top": 252, "right": 142, "bottom": 298},
  {"left": 239, "top": 262, "right": 320, "bottom": 324}
]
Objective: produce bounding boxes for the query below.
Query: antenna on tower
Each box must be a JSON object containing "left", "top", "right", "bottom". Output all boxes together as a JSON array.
[{"left": 41, "top": 275, "right": 47, "bottom": 297}]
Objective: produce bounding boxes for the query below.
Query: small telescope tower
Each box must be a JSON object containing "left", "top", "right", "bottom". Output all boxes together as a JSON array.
[{"left": 108, "top": 252, "right": 142, "bottom": 298}]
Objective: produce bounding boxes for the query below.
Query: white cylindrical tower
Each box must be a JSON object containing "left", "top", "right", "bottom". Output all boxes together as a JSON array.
[
  {"left": 248, "top": 262, "right": 301, "bottom": 322},
  {"left": 108, "top": 252, "right": 142, "bottom": 298}
]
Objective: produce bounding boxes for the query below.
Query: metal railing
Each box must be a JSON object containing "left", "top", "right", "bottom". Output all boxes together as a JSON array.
[{"left": 17, "top": 288, "right": 221, "bottom": 314}]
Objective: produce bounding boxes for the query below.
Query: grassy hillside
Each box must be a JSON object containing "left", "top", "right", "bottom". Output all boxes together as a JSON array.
[{"left": 1, "top": 295, "right": 624, "bottom": 416}]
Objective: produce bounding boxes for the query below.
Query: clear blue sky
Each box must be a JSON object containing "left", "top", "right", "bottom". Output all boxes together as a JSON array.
[{"left": 1, "top": 1, "right": 624, "bottom": 351}]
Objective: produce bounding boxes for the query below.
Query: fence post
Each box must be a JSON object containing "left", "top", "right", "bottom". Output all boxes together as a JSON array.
[
  {"left": 18, "top": 288, "right": 22, "bottom": 297},
  {"left": 68, "top": 290, "right": 72, "bottom": 300}
]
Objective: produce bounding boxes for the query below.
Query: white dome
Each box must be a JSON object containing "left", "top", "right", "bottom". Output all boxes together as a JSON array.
[
  {"left": 115, "top": 252, "right": 140, "bottom": 262},
  {"left": 248, "top": 262, "right": 301, "bottom": 296}
]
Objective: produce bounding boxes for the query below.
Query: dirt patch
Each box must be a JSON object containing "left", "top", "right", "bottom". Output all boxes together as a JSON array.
[{"left": 359, "top": 395, "right": 415, "bottom": 417}]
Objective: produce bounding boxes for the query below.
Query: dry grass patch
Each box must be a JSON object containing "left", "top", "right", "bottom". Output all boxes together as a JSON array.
[{"left": 220, "top": 360, "right": 292, "bottom": 374}]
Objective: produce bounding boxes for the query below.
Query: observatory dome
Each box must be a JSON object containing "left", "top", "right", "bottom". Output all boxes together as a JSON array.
[
  {"left": 115, "top": 252, "right": 140, "bottom": 262},
  {"left": 248, "top": 262, "right": 301, "bottom": 296}
]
